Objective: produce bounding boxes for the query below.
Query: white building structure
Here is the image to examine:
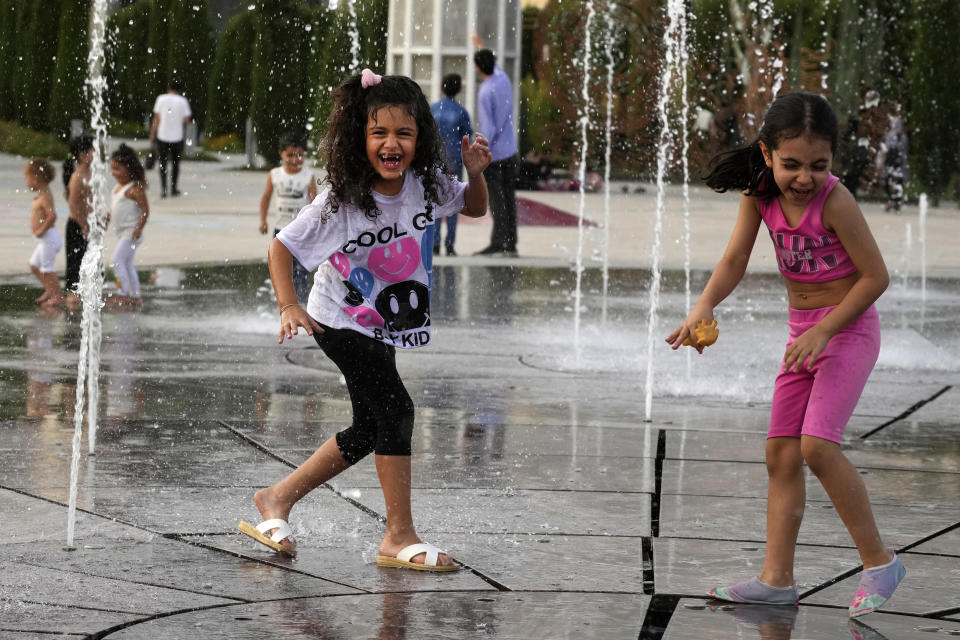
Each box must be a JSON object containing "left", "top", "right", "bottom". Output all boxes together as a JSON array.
[{"left": 386, "top": 0, "right": 523, "bottom": 127}]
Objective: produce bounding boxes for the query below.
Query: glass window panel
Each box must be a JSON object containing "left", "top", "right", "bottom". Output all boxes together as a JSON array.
[
  {"left": 475, "top": 3, "right": 497, "bottom": 48},
  {"left": 411, "top": 0, "right": 432, "bottom": 47},
  {"left": 441, "top": 0, "right": 468, "bottom": 47},
  {"left": 393, "top": 55, "right": 404, "bottom": 75},
  {"left": 412, "top": 54, "right": 433, "bottom": 83},
  {"left": 504, "top": 0, "right": 519, "bottom": 55},
  {"left": 390, "top": 0, "right": 408, "bottom": 48},
  {"left": 442, "top": 56, "right": 466, "bottom": 81}
]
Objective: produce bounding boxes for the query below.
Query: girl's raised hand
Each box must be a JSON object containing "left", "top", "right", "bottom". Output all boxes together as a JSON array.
[
  {"left": 278, "top": 304, "right": 323, "bottom": 344},
  {"left": 462, "top": 134, "right": 492, "bottom": 178}
]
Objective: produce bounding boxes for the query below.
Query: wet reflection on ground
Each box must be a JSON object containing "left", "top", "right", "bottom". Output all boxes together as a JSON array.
[{"left": 0, "top": 263, "right": 957, "bottom": 638}]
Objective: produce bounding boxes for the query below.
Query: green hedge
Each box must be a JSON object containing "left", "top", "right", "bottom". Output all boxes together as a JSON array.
[{"left": 0, "top": 120, "right": 69, "bottom": 159}]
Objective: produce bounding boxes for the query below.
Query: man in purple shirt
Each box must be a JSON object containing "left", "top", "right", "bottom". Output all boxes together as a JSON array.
[{"left": 473, "top": 48, "right": 519, "bottom": 257}]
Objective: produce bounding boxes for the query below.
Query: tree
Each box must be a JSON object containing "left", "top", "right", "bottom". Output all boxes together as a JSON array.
[
  {"left": 906, "top": 0, "right": 960, "bottom": 203},
  {"left": 167, "top": 1, "right": 215, "bottom": 129},
  {"left": 250, "top": 0, "right": 315, "bottom": 161},
  {"left": 205, "top": 10, "right": 256, "bottom": 138},
  {"left": 106, "top": 0, "right": 152, "bottom": 125},
  {"left": 17, "top": 1, "right": 64, "bottom": 129},
  {"left": 48, "top": 0, "right": 92, "bottom": 135}
]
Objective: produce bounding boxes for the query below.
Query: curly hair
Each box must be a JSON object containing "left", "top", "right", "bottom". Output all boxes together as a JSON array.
[
  {"left": 25, "top": 158, "right": 55, "bottom": 185},
  {"left": 110, "top": 143, "right": 147, "bottom": 188},
  {"left": 704, "top": 92, "right": 838, "bottom": 201},
  {"left": 320, "top": 73, "right": 450, "bottom": 221}
]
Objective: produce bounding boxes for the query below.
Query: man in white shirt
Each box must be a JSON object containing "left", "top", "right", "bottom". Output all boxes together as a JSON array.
[{"left": 149, "top": 81, "right": 192, "bottom": 197}]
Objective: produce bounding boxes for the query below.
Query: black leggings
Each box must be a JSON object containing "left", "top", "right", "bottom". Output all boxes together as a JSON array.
[
  {"left": 64, "top": 218, "right": 87, "bottom": 293},
  {"left": 314, "top": 324, "right": 414, "bottom": 464}
]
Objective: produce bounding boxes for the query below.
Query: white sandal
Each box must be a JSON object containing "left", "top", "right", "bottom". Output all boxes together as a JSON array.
[
  {"left": 237, "top": 519, "right": 296, "bottom": 557},
  {"left": 376, "top": 542, "right": 459, "bottom": 572}
]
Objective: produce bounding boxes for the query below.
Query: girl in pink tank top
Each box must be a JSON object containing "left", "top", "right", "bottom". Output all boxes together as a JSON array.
[{"left": 665, "top": 93, "right": 904, "bottom": 617}]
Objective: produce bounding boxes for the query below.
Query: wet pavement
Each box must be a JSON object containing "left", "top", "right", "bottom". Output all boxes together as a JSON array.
[{"left": 1, "top": 260, "right": 959, "bottom": 639}]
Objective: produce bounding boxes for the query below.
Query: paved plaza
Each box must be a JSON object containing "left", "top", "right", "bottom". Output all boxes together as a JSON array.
[{"left": 0, "top": 151, "right": 958, "bottom": 638}]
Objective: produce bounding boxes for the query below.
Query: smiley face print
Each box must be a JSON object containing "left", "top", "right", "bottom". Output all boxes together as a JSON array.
[{"left": 368, "top": 237, "right": 420, "bottom": 283}]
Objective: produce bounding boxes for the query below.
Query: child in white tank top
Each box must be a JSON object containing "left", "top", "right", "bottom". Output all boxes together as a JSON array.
[
  {"left": 259, "top": 132, "right": 317, "bottom": 303},
  {"left": 108, "top": 144, "right": 149, "bottom": 309}
]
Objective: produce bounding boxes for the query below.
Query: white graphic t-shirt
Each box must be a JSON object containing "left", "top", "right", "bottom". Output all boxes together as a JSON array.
[
  {"left": 269, "top": 167, "right": 315, "bottom": 230},
  {"left": 277, "top": 171, "right": 466, "bottom": 348}
]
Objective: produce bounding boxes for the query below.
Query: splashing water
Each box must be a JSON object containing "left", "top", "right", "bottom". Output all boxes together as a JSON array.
[
  {"left": 644, "top": 0, "right": 689, "bottom": 420},
  {"left": 346, "top": 0, "right": 360, "bottom": 72},
  {"left": 572, "top": 0, "right": 596, "bottom": 363},
  {"left": 67, "top": 0, "right": 109, "bottom": 548},
  {"left": 600, "top": 0, "right": 617, "bottom": 324},
  {"left": 918, "top": 193, "right": 928, "bottom": 306}
]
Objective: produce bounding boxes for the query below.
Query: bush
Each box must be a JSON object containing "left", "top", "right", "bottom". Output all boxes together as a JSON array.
[
  {"left": 202, "top": 133, "right": 243, "bottom": 153},
  {"left": 108, "top": 118, "right": 147, "bottom": 138},
  {"left": 0, "top": 120, "right": 69, "bottom": 159}
]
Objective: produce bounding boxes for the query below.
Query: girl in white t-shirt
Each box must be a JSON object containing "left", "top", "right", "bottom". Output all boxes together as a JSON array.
[
  {"left": 108, "top": 144, "right": 149, "bottom": 309},
  {"left": 238, "top": 69, "right": 491, "bottom": 571}
]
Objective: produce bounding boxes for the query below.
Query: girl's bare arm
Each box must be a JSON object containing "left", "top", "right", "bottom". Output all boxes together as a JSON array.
[
  {"left": 128, "top": 185, "right": 150, "bottom": 239},
  {"left": 666, "top": 194, "right": 762, "bottom": 351},
  {"left": 268, "top": 238, "right": 321, "bottom": 343}
]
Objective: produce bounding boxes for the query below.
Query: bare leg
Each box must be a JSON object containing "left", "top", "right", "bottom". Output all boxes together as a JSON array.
[
  {"left": 31, "top": 266, "right": 49, "bottom": 302},
  {"left": 41, "top": 273, "right": 63, "bottom": 305},
  {"left": 801, "top": 435, "right": 892, "bottom": 568},
  {"left": 253, "top": 436, "right": 351, "bottom": 549},
  {"left": 375, "top": 454, "right": 454, "bottom": 566},
  {"left": 758, "top": 437, "right": 806, "bottom": 588}
]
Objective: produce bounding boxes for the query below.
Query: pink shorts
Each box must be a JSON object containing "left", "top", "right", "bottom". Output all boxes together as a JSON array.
[{"left": 768, "top": 305, "right": 880, "bottom": 443}]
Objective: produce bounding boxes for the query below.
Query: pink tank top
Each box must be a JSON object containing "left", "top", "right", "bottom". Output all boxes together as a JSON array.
[{"left": 757, "top": 173, "right": 858, "bottom": 283}]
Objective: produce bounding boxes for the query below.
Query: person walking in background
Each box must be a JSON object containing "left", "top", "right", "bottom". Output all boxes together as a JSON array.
[
  {"left": 667, "top": 93, "right": 903, "bottom": 618},
  {"left": 24, "top": 158, "right": 63, "bottom": 307},
  {"left": 880, "top": 115, "right": 908, "bottom": 212},
  {"left": 259, "top": 131, "right": 318, "bottom": 303},
  {"left": 472, "top": 35, "right": 519, "bottom": 257},
  {"left": 108, "top": 144, "right": 150, "bottom": 310},
  {"left": 430, "top": 73, "right": 472, "bottom": 257},
  {"left": 63, "top": 136, "right": 95, "bottom": 310},
  {"left": 149, "top": 81, "right": 191, "bottom": 198}
]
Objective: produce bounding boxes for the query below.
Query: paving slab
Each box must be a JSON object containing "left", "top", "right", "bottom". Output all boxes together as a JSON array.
[
  {"left": 664, "top": 598, "right": 960, "bottom": 640},
  {"left": 659, "top": 493, "right": 959, "bottom": 548},
  {"left": 803, "top": 552, "right": 960, "bottom": 617},
  {"left": 653, "top": 537, "right": 864, "bottom": 595},
  {"left": 103, "top": 592, "right": 650, "bottom": 640}
]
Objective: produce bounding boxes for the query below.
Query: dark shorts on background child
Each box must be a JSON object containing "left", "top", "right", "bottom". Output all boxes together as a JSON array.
[
  {"left": 768, "top": 305, "right": 880, "bottom": 443},
  {"left": 313, "top": 323, "right": 415, "bottom": 464}
]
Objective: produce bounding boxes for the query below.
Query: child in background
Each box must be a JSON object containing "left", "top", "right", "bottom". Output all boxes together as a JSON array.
[
  {"left": 239, "top": 69, "right": 491, "bottom": 570},
  {"left": 25, "top": 158, "right": 63, "bottom": 306},
  {"left": 64, "top": 136, "right": 95, "bottom": 310},
  {"left": 666, "top": 92, "right": 904, "bottom": 618},
  {"left": 108, "top": 144, "right": 149, "bottom": 309},
  {"left": 259, "top": 131, "right": 318, "bottom": 303},
  {"left": 429, "top": 73, "right": 472, "bottom": 256}
]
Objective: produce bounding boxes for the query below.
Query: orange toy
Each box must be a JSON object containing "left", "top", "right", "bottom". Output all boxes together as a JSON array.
[{"left": 682, "top": 319, "right": 719, "bottom": 348}]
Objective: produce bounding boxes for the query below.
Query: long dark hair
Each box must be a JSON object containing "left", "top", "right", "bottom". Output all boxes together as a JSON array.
[
  {"left": 704, "top": 92, "right": 838, "bottom": 200},
  {"left": 110, "top": 143, "right": 147, "bottom": 188},
  {"left": 320, "top": 73, "right": 448, "bottom": 221}
]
